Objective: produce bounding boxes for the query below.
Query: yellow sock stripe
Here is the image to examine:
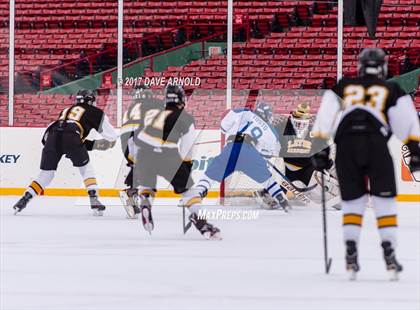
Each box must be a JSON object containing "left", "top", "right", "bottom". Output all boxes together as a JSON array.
[
  {"left": 343, "top": 213, "right": 363, "bottom": 226},
  {"left": 377, "top": 215, "right": 398, "bottom": 228},
  {"left": 29, "top": 181, "right": 43, "bottom": 195},
  {"left": 84, "top": 178, "right": 97, "bottom": 187}
]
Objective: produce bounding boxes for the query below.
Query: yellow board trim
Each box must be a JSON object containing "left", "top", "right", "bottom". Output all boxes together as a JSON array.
[
  {"left": 0, "top": 188, "right": 220, "bottom": 198},
  {"left": 0, "top": 188, "right": 417, "bottom": 201},
  {"left": 396, "top": 194, "right": 420, "bottom": 202}
]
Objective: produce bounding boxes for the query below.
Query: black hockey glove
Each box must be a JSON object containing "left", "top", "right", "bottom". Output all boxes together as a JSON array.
[
  {"left": 406, "top": 140, "right": 420, "bottom": 173},
  {"left": 84, "top": 139, "right": 95, "bottom": 151},
  {"left": 93, "top": 139, "right": 116, "bottom": 151},
  {"left": 311, "top": 148, "right": 332, "bottom": 171}
]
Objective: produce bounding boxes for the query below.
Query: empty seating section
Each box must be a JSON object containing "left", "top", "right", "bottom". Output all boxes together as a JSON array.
[
  {"left": 0, "top": 0, "right": 310, "bottom": 92},
  {"left": 0, "top": 0, "right": 419, "bottom": 128}
]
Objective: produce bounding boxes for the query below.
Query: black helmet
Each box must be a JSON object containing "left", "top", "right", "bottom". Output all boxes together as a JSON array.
[
  {"left": 358, "top": 48, "right": 388, "bottom": 79},
  {"left": 76, "top": 89, "right": 96, "bottom": 106},
  {"left": 132, "top": 84, "right": 153, "bottom": 103},
  {"left": 164, "top": 84, "right": 185, "bottom": 106}
]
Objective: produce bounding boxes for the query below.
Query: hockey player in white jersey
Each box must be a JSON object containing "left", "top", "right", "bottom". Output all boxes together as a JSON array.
[
  {"left": 311, "top": 48, "right": 420, "bottom": 280},
  {"left": 181, "top": 102, "right": 290, "bottom": 221}
]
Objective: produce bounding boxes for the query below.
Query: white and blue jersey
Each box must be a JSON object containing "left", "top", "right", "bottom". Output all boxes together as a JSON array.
[
  {"left": 205, "top": 109, "right": 280, "bottom": 183},
  {"left": 221, "top": 109, "right": 280, "bottom": 157}
]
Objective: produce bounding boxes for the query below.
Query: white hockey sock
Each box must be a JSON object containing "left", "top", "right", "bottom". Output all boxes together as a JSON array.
[
  {"left": 265, "top": 180, "right": 285, "bottom": 198},
  {"left": 187, "top": 203, "right": 202, "bottom": 215},
  {"left": 372, "top": 196, "right": 398, "bottom": 249},
  {"left": 342, "top": 195, "right": 368, "bottom": 245},
  {"left": 195, "top": 173, "right": 215, "bottom": 197},
  {"left": 79, "top": 163, "right": 98, "bottom": 195},
  {"left": 26, "top": 170, "right": 55, "bottom": 196}
]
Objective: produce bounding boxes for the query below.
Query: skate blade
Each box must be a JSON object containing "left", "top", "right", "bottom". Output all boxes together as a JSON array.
[
  {"left": 388, "top": 270, "right": 400, "bottom": 281},
  {"left": 348, "top": 270, "right": 358, "bottom": 281},
  {"left": 141, "top": 208, "right": 154, "bottom": 234},
  {"left": 126, "top": 214, "right": 139, "bottom": 220},
  {"left": 203, "top": 231, "right": 222, "bottom": 240},
  {"left": 92, "top": 209, "right": 104, "bottom": 216},
  {"left": 13, "top": 209, "right": 21, "bottom": 215}
]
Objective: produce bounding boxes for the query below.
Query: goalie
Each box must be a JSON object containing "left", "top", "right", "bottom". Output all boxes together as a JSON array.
[{"left": 254, "top": 103, "right": 341, "bottom": 209}]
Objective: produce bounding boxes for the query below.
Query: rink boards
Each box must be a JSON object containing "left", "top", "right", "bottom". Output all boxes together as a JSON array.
[{"left": 0, "top": 127, "right": 419, "bottom": 201}]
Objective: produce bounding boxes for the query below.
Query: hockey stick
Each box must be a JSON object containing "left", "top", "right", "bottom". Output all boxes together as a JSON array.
[
  {"left": 267, "top": 162, "right": 311, "bottom": 204},
  {"left": 321, "top": 172, "right": 333, "bottom": 274},
  {"left": 268, "top": 161, "right": 341, "bottom": 210},
  {"left": 267, "top": 161, "right": 317, "bottom": 193},
  {"left": 182, "top": 206, "right": 192, "bottom": 234}
]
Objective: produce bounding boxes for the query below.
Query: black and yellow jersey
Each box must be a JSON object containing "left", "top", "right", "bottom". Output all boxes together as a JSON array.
[
  {"left": 48, "top": 103, "right": 116, "bottom": 143},
  {"left": 134, "top": 105, "right": 196, "bottom": 161},
  {"left": 313, "top": 75, "right": 420, "bottom": 144},
  {"left": 121, "top": 98, "right": 164, "bottom": 135},
  {"left": 276, "top": 117, "right": 314, "bottom": 169}
]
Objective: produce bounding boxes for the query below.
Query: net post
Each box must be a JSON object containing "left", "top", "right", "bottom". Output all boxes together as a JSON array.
[
  {"left": 337, "top": 0, "right": 344, "bottom": 81},
  {"left": 8, "top": 0, "right": 15, "bottom": 126},
  {"left": 116, "top": 0, "right": 124, "bottom": 128}
]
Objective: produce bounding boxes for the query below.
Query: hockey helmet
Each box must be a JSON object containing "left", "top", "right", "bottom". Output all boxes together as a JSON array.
[
  {"left": 132, "top": 84, "right": 154, "bottom": 103},
  {"left": 76, "top": 89, "right": 96, "bottom": 106},
  {"left": 164, "top": 84, "right": 186, "bottom": 107},
  {"left": 254, "top": 101, "right": 273, "bottom": 123},
  {"left": 357, "top": 48, "right": 388, "bottom": 79},
  {"left": 291, "top": 103, "right": 311, "bottom": 138}
]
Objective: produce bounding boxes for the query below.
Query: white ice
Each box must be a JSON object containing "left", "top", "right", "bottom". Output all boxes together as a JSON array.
[{"left": 1, "top": 196, "right": 419, "bottom": 310}]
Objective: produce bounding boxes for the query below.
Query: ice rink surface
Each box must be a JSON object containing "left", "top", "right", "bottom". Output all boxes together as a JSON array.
[{"left": 1, "top": 196, "right": 419, "bottom": 310}]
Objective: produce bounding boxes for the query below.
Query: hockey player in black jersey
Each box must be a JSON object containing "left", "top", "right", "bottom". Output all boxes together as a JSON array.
[
  {"left": 132, "top": 84, "right": 220, "bottom": 239},
  {"left": 119, "top": 85, "right": 163, "bottom": 218},
  {"left": 312, "top": 48, "right": 420, "bottom": 280},
  {"left": 13, "top": 90, "right": 118, "bottom": 216}
]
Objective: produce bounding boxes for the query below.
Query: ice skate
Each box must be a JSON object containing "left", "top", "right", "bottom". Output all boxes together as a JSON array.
[
  {"left": 189, "top": 213, "right": 221, "bottom": 240},
  {"left": 382, "top": 242, "right": 403, "bottom": 281},
  {"left": 119, "top": 189, "right": 140, "bottom": 219},
  {"left": 253, "top": 189, "right": 279, "bottom": 210},
  {"left": 345, "top": 241, "right": 360, "bottom": 281},
  {"left": 88, "top": 190, "right": 106, "bottom": 216},
  {"left": 274, "top": 191, "right": 291, "bottom": 212},
  {"left": 136, "top": 194, "right": 154, "bottom": 234},
  {"left": 13, "top": 192, "right": 33, "bottom": 215}
]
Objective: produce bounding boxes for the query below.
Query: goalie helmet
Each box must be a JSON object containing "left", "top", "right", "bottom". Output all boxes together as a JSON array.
[
  {"left": 165, "top": 84, "right": 186, "bottom": 107},
  {"left": 76, "top": 89, "right": 96, "bottom": 106},
  {"left": 291, "top": 103, "right": 311, "bottom": 139},
  {"left": 357, "top": 48, "right": 388, "bottom": 79},
  {"left": 132, "top": 84, "right": 153, "bottom": 103},
  {"left": 254, "top": 101, "right": 273, "bottom": 123}
]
